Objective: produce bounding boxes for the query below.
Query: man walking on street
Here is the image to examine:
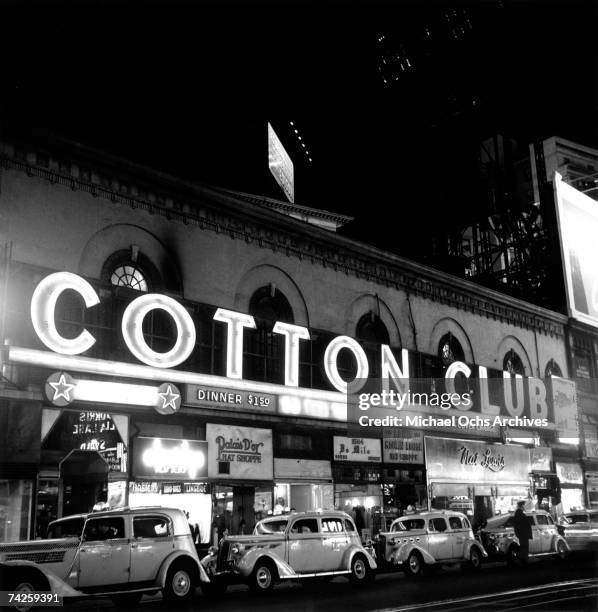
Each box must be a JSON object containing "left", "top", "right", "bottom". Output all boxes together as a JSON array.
[{"left": 513, "top": 500, "right": 533, "bottom": 565}]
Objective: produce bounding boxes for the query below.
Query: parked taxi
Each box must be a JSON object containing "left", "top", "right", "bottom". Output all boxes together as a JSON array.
[
  {"left": 0, "top": 507, "right": 209, "bottom": 608},
  {"left": 480, "top": 509, "right": 569, "bottom": 563},
  {"left": 376, "top": 511, "right": 487, "bottom": 576},
  {"left": 202, "top": 510, "right": 377, "bottom": 592},
  {"left": 559, "top": 509, "right": 598, "bottom": 553}
]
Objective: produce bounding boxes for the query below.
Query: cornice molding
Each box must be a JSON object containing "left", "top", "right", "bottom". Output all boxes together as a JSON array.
[{"left": 0, "top": 150, "right": 566, "bottom": 338}]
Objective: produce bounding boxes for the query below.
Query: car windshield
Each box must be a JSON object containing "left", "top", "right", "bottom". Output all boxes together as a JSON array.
[
  {"left": 47, "top": 517, "right": 85, "bottom": 539},
  {"left": 254, "top": 519, "right": 288, "bottom": 534},
  {"left": 391, "top": 518, "right": 426, "bottom": 532}
]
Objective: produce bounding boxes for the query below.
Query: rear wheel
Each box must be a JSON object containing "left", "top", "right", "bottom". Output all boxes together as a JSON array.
[
  {"left": 556, "top": 539, "right": 568, "bottom": 560},
  {"left": 10, "top": 572, "right": 49, "bottom": 612},
  {"left": 348, "top": 554, "right": 372, "bottom": 584},
  {"left": 467, "top": 547, "right": 482, "bottom": 571},
  {"left": 249, "top": 560, "right": 276, "bottom": 592}
]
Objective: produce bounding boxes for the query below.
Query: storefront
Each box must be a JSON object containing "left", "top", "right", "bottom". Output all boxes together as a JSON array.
[
  {"left": 333, "top": 436, "right": 383, "bottom": 538},
  {"left": 206, "top": 423, "right": 273, "bottom": 541},
  {"left": 273, "top": 458, "right": 333, "bottom": 513},
  {"left": 382, "top": 430, "right": 427, "bottom": 523},
  {"left": 586, "top": 471, "right": 598, "bottom": 508},
  {"left": 425, "top": 437, "right": 532, "bottom": 527},
  {"left": 129, "top": 436, "right": 211, "bottom": 543},
  {"left": 36, "top": 407, "right": 129, "bottom": 535},
  {"left": 555, "top": 461, "right": 585, "bottom": 512}
]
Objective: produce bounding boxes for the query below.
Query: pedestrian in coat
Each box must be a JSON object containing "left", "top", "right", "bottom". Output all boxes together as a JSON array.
[{"left": 513, "top": 500, "right": 533, "bottom": 564}]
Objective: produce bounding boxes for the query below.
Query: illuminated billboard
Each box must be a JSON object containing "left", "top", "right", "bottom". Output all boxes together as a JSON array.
[
  {"left": 268, "top": 122, "right": 294, "bottom": 203},
  {"left": 554, "top": 173, "right": 598, "bottom": 327}
]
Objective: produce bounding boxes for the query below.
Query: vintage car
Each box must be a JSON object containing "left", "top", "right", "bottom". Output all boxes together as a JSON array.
[
  {"left": 202, "top": 510, "right": 377, "bottom": 592},
  {"left": 559, "top": 510, "right": 598, "bottom": 553},
  {"left": 0, "top": 507, "right": 209, "bottom": 608},
  {"left": 480, "top": 509, "right": 569, "bottom": 563},
  {"left": 375, "top": 511, "right": 487, "bottom": 576}
]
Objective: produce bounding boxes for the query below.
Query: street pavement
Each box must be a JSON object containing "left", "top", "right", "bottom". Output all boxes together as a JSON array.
[{"left": 65, "top": 553, "right": 597, "bottom": 612}]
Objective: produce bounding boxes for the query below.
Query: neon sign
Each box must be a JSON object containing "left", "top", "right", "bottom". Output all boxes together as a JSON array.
[{"left": 16, "top": 272, "right": 558, "bottom": 423}]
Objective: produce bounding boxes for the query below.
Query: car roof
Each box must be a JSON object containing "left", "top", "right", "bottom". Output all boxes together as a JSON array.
[
  {"left": 51, "top": 507, "right": 185, "bottom": 521},
  {"left": 395, "top": 511, "right": 468, "bottom": 520},
  {"left": 48, "top": 514, "right": 88, "bottom": 524},
  {"left": 259, "top": 511, "right": 351, "bottom": 521}
]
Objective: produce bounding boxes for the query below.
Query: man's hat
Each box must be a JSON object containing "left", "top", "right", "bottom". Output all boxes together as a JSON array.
[{"left": 517, "top": 500, "right": 526, "bottom": 507}]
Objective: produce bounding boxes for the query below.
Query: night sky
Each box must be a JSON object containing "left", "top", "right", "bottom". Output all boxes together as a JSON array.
[{"left": 3, "top": 1, "right": 597, "bottom": 259}]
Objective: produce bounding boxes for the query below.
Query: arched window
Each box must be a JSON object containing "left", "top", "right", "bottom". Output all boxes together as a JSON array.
[
  {"left": 355, "top": 312, "right": 390, "bottom": 378},
  {"left": 110, "top": 264, "right": 148, "bottom": 292},
  {"left": 545, "top": 359, "right": 563, "bottom": 378},
  {"left": 246, "top": 285, "right": 294, "bottom": 384},
  {"left": 438, "top": 333, "right": 465, "bottom": 367},
  {"left": 503, "top": 349, "right": 525, "bottom": 375}
]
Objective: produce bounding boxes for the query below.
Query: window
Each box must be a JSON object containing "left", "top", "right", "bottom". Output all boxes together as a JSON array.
[
  {"left": 535, "top": 514, "right": 549, "bottom": 526},
  {"left": 133, "top": 516, "right": 171, "bottom": 538},
  {"left": 83, "top": 517, "right": 125, "bottom": 541},
  {"left": 278, "top": 433, "right": 312, "bottom": 452},
  {"left": 47, "top": 517, "right": 85, "bottom": 539},
  {"left": 245, "top": 286, "right": 294, "bottom": 384},
  {"left": 255, "top": 519, "right": 288, "bottom": 534},
  {"left": 111, "top": 264, "right": 148, "bottom": 292},
  {"left": 503, "top": 350, "right": 524, "bottom": 375},
  {"left": 356, "top": 312, "right": 390, "bottom": 378},
  {"left": 392, "top": 519, "right": 425, "bottom": 532},
  {"left": 449, "top": 516, "right": 463, "bottom": 530},
  {"left": 321, "top": 518, "right": 343, "bottom": 533},
  {"left": 429, "top": 518, "right": 447, "bottom": 532},
  {"left": 438, "top": 333, "right": 465, "bottom": 367},
  {"left": 290, "top": 518, "right": 318, "bottom": 534},
  {"left": 545, "top": 359, "right": 563, "bottom": 378},
  {"left": 344, "top": 519, "right": 357, "bottom": 533}
]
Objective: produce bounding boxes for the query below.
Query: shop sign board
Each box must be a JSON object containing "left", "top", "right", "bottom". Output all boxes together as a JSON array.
[
  {"left": 554, "top": 174, "right": 598, "bottom": 328},
  {"left": 425, "top": 437, "right": 531, "bottom": 484},
  {"left": 555, "top": 461, "right": 583, "bottom": 485},
  {"left": 207, "top": 424, "right": 273, "bottom": 480},
  {"left": 333, "top": 436, "right": 382, "bottom": 463},
  {"left": 132, "top": 436, "right": 208, "bottom": 480},
  {"left": 383, "top": 430, "right": 424, "bottom": 464},
  {"left": 268, "top": 122, "right": 294, "bottom": 203},
  {"left": 185, "top": 384, "right": 277, "bottom": 413},
  {"left": 530, "top": 447, "right": 553, "bottom": 472},
  {"left": 550, "top": 377, "right": 580, "bottom": 444},
  {"left": 274, "top": 458, "right": 332, "bottom": 481}
]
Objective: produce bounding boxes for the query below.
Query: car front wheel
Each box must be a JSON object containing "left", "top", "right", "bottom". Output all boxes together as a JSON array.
[
  {"left": 249, "top": 560, "right": 276, "bottom": 592},
  {"left": 163, "top": 565, "right": 195, "bottom": 602},
  {"left": 556, "top": 540, "right": 568, "bottom": 560},
  {"left": 405, "top": 551, "right": 424, "bottom": 577}
]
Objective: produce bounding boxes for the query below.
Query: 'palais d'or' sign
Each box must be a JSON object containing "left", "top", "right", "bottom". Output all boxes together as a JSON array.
[{"left": 12, "top": 271, "right": 559, "bottom": 423}]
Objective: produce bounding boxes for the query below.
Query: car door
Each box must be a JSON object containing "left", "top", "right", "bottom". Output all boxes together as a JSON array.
[
  {"left": 287, "top": 517, "right": 323, "bottom": 573},
  {"left": 527, "top": 515, "right": 542, "bottom": 554},
  {"left": 129, "top": 514, "right": 175, "bottom": 583},
  {"left": 427, "top": 517, "right": 453, "bottom": 561},
  {"left": 320, "top": 517, "right": 349, "bottom": 571},
  {"left": 534, "top": 514, "right": 553, "bottom": 552},
  {"left": 447, "top": 515, "right": 468, "bottom": 559},
  {"left": 78, "top": 516, "right": 130, "bottom": 588}
]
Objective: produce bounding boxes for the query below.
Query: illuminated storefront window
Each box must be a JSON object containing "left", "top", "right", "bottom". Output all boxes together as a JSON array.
[{"left": 0, "top": 480, "right": 33, "bottom": 542}]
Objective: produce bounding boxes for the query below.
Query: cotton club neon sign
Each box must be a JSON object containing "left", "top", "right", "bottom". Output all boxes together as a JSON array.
[{"left": 23, "top": 271, "right": 552, "bottom": 422}]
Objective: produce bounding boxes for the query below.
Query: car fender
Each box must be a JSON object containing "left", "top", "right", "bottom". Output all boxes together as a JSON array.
[
  {"left": 341, "top": 545, "right": 377, "bottom": 571},
  {"left": 551, "top": 534, "right": 570, "bottom": 552},
  {"left": 464, "top": 540, "right": 488, "bottom": 558},
  {"left": 156, "top": 550, "right": 210, "bottom": 587},
  {"left": 234, "top": 548, "right": 296, "bottom": 579},
  {"left": 1, "top": 561, "right": 82, "bottom": 598},
  {"left": 396, "top": 543, "right": 436, "bottom": 565}
]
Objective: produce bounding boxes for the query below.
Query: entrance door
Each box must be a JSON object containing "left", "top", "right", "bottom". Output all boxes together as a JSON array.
[
  {"left": 59, "top": 450, "right": 109, "bottom": 516},
  {"left": 78, "top": 516, "right": 130, "bottom": 588},
  {"left": 232, "top": 486, "right": 255, "bottom": 535}
]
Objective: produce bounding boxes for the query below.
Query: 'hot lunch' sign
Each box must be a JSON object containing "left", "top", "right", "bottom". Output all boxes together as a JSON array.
[{"left": 206, "top": 424, "right": 273, "bottom": 480}]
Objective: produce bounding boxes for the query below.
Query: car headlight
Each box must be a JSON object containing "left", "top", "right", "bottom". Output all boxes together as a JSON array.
[{"left": 230, "top": 544, "right": 244, "bottom": 556}]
